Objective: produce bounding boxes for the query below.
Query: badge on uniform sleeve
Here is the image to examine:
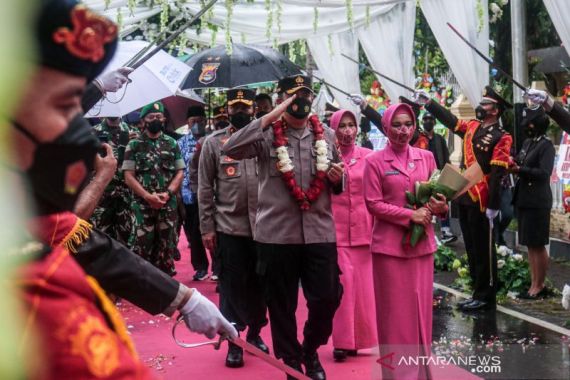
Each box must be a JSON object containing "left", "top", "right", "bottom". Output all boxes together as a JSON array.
[{"left": 64, "top": 161, "right": 88, "bottom": 194}]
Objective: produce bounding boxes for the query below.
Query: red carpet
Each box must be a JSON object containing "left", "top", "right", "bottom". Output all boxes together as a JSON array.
[{"left": 119, "top": 232, "right": 479, "bottom": 380}]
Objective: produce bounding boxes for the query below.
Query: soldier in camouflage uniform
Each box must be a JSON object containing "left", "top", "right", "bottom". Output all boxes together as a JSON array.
[
  {"left": 123, "top": 102, "right": 185, "bottom": 275},
  {"left": 91, "top": 117, "right": 133, "bottom": 245}
]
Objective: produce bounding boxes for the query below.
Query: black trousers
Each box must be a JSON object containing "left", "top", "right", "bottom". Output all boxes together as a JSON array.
[
  {"left": 256, "top": 242, "right": 342, "bottom": 361},
  {"left": 218, "top": 233, "right": 268, "bottom": 335},
  {"left": 458, "top": 203, "right": 498, "bottom": 304},
  {"left": 183, "top": 203, "right": 208, "bottom": 272}
]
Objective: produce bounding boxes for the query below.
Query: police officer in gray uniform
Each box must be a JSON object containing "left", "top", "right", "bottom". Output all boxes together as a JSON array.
[
  {"left": 223, "top": 76, "right": 345, "bottom": 380},
  {"left": 198, "top": 89, "right": 269, "bottom": 368}
]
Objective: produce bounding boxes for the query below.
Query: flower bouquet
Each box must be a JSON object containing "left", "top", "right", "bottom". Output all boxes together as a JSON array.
[{"left": 403, "top": 164, "right": 468, "bottom": 247}]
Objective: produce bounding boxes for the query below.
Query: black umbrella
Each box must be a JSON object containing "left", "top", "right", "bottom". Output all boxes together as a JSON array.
[{"left": 181, "top": 43, "right": 301, "bottom": 90}]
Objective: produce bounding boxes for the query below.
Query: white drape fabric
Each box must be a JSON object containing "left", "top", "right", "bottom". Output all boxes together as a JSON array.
[
  {"left": 357, "top": 1, "right": 416, "bottom": 102},
  {"left": 307, "top": 31, "right": 361, "bottom": 113},
  {"left": 542, "top": 0, "right": 570, "bottom": 58},
  {"left": 420, "top": 0, "right": 490, "bottom": 107}
]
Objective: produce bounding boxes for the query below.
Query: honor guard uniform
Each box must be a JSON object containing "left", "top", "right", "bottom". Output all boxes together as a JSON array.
[
  {"left": 223, "top": 75, "right": 343, "bottom": 379},
  {"left": 91, "top": 118, "right": 133, "bottom": 245},
  {"left": 198, "top": 89, "right": 268, "bottom": 367},
  {"left": 425, "top": 86, "right": 513, "bottom": 311},
  {"left": 122, "top": 101, "right": 185, "bottom": 275}
]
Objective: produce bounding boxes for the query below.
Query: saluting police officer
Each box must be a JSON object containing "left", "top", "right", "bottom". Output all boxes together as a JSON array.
[
  {"left": 224, "top": 75, "right": 345, "bottom": 380},
  {"left": 198, "top": 89, "right": 269, "bottom": 368},
  {"left": 417, "top": 86, "right": 513, "bottom": 311}
]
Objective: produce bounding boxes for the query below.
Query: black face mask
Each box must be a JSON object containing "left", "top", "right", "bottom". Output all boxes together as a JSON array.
[
  {"left": 190, "top": 122, "right": 206, "bottom": 137},
  {"left": 423, "top": 120, "right": 435, "bottom": 132},
  {"left": 287, "top": 97, "right": 312, "bottom": 120},
  {"left": 146, "top": 120, "right": 164, "bottom": 134},
  {"left": 255, "top": 111, "right": 269, "bottom": 119},
  {"left": 214, "top": 120, "right": 230, "bottom": 130},
  {"left": 475, "top": 105, "right": 488, "bottom": 121},
  {"left": 230, "top": 112, "right": 253, "bottom": 129},
  {"left": 524, "top": 115, "right": 550, "bottom": 138},
  {"left": 13, "top": 114, "right": 99, "bottom": 215}
]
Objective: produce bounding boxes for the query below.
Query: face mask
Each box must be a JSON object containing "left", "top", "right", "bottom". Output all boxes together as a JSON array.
[
  {"left": 13, "top": 114, "right": 99, "bottom": 214},
  {"left": 230, "top": 112, "right": 253, "bottom": 129},
  {"left": 190, "top": 122, "right": 206, "bottom": 137},
  {"left": 423, "top": 120, "right": 435, "bottom": 132},
  {"left": 387, "top": 124, "right": 415, "bottom": 148},
  {"left": 475, "top": 105, "right": 488, "bottom": 121},
  {"left": 524, "top": 115, "right": 549, "bottom": 138},
  {"left": 146, "top": 120, "right": 163, "bottom": 134},
  {"left": 255, "top": 111, "right": 269, "bottom": 119},
  {"left": 214, "top": 120, "right": 230, "bottom": 130},
  {"left": 287, "top": 97, "right": 312, "bottom": 120},
  {"left": 336, "top": 127, "right": 357, "bottom": 146}
]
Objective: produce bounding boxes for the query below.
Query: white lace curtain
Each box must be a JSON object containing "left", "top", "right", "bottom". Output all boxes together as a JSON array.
[
  {"left": 542, "top": 0, "right": 570, "bottom": 58},
  {"left": 357, "top": 1, "right": 417, "bottom": 102},
  {"left": 420, "top": 0, "right": 490, "bottom": 107}
]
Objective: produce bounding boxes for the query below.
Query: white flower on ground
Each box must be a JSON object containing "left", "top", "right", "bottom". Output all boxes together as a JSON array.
[
  {"left": 512, "top": 254, "right": 523, "bottom": 262},
  {"left": 497, "top": 245, "right": 508, "bottom": 257},
  {"left": 497, "top": 259, "right": 506, "bottom": 269}
]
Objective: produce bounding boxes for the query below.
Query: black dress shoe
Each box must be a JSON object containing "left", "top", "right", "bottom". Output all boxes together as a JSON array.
[
  {"left": 332, "top": 348, "right": 347, "bottom": 362},
  {"left": 461, "top": 300, "right": 495, "bottom": 311},
  {"left": 225, "top": 343, "right": 244, "bottom": 368},
  {"left": 284, "top": 359, "right": 304, "bottom": 380},
  {"left": 246, "top": 335, "right": 270, "bottom": 354},
  {"left": 347, "top": 350, "right": 357, "bottom": 357},
  {"left": 456, "top": 298, "right": 474, "bottom": 308},
  {"left": 303, "top": 351, "right": 326, "bottom": 380},
  {"left": 519, "top": 287, "right": 549, "bottom": 300}
]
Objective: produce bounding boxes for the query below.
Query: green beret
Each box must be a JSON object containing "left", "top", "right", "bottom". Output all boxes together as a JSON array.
[{"left": 140, "top": 101, "right": 165, "bottom": 119}]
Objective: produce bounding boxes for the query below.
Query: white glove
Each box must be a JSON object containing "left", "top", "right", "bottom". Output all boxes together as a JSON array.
[
  {"left": 94, "top": 67, "right": 133, "bottom": 93},
  {"left": 562, "top": 284, "right": 570, "bottom": 310},
  {"left": 524, "top": 88, "right": 554, "bottom": 110},
  {"left": 413, "top": 90, "right": 430, "bottom": 105},
  {"left": 349, "top": 93, "right": 368, "bottom": 109},
  {"left": 485, "top": 209, "right": 499, "bottom": 229},
  {"left": 180, "top": 289, "right": 238, "bottom": 339}
]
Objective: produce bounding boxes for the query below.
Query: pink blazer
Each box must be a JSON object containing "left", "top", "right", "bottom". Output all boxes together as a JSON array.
[
  {"left": 332, "top": 146, "right": 373, "bottom": 247},
  {"left": 363, "top": 145, "right": 438, "bottom": 257}
]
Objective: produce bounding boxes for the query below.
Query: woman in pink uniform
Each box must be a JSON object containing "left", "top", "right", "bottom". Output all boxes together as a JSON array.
[
  {"left": 329, "top": 109, "right": 377, "bottom": 362},
  {"left": 363, "top": 103, "right": 447, "bottom": 379}
]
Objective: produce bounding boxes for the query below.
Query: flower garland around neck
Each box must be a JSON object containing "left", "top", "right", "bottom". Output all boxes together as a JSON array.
[{"left": 272, "top": 115, "right": 329, "bottom": 211}]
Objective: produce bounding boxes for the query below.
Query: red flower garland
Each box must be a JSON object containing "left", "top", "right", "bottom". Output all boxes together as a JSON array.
[{"left": 272, "top": 115, "right": 328, "bottom": 211}]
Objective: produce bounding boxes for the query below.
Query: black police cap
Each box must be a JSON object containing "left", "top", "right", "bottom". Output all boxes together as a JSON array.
[
  {"left": 227, "top": 89, "right": 255, "bottom": 106},
  {"left": 481, "top": 86, "right": 513, "bottom": 113},
  {"left": 276, "top": 75, "right": 314, "bottom": 95},
  {"left": 186, "top": 105, "right": 206, "bottom": 118},
  {"left": 213, "top": 106, "right": 227, "bottom": 118},
  {"left": 37, "top": 0, "right": 118, "bottom": 81}
]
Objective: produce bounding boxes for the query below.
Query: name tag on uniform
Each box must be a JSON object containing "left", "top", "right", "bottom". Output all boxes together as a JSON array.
[{"left": 385, "top": 170, "right": 400, "bottom": 176}]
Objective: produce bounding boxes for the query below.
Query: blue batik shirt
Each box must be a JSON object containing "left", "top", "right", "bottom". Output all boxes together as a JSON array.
[{"left": 178, "top": 133, "right": 198, "bottom": 205}]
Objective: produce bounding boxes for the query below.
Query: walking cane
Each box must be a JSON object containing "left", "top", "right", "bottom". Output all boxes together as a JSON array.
[{"left": 489, "top": 218, "right": 494, "bottom": 287}]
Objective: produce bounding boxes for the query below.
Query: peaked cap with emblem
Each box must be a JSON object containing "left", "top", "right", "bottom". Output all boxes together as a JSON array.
[
  {"left": 186, "top": 105, "right": 206, "bottom": 118},
  {"left": 140, "top": 101, "right": 165, "bottom": 119},
  {"left": 37, "top": 0, "right": 118, "bottom": 81},
  {"left": 213, "top": 105, "right": 227, "bottom": 119},
  {"left": 480, "top": 86, "right": 512, "bottom": 113},
  {"left": 227, "top": 88, "right": 255, "bottom": 106},
  {"left": 276, "top": 75, "right": 314, "bottom": 95}
]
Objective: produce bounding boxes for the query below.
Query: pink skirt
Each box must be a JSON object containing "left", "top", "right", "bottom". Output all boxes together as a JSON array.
[
  {"left": 332, "top": 245, "right": 378, "bottom": 350},
  {"left": 372, "top": 253, "right": 434, "bottom": 380}
]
